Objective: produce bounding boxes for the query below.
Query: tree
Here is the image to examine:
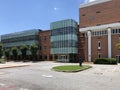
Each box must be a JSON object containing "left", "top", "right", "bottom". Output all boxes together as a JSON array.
[
  {"left": 0, "top": 43, "right": 3, "bottom": 58},
  {"left": 116, "top": 43, "right": 120, "bottom": 49},
  {"left": 11, "top": 47, "right": 18, "bottom": 60},
  {"left": 4, "top": 49, "right": 10, "bottom": 60},
  {"left": 20, "top": 45, "right": 28, "bottom": 60},
  {"left": 29, "top": 44, "right": 38, "bottom": 61}
]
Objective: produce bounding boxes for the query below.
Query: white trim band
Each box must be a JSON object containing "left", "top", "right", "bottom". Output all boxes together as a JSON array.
[{"left": 80, "top": 23, "right": 120, "bottom": 32}]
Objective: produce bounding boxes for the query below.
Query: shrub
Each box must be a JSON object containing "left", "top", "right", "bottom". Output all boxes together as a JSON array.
[
  {"left": 11, "top": 47, "right": 18, "bottom": 60},
  {"left": 20, "top": 45, "right": 28, "bottom": 60},
  {"left": 29, "top": 44, "right": 38, "bottom": 61},
  {"left": 116, "top": 43, "right": 120, "bottom": 49},
  {"left": 0, "top": 43, "right": 3, "bottom": 58},
  {"left": 94, "top": 58, "right": 117, "bottom": 65},
  {"left": 4, "top": 49, "right": 10, "bottom": 59},
  {"left": 0, "top": 58, "right": 6, "bottom": 64}
]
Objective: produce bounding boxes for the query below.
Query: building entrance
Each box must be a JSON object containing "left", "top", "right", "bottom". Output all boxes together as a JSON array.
[
  {"left": 116, "top": 55, "right": 120, "bottom": 63},
  {"left": 61, "top": 55, "right": 66, "bottom": 60},
  {"left": 56, "top": 55, "right": 69, "bottom": 62}
]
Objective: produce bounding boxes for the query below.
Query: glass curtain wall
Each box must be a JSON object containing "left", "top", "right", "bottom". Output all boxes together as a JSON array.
[
  {"left": 1, "top": 29, "right": 41, "bottom": 55},
  {"left": 50, "top": 19, "right": 78, "bottom": 62}
]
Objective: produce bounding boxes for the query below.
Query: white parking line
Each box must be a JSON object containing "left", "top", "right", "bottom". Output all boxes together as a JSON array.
[
  {"left": 19, "top": 88, "right": 30, "bottom": 90},
  {"left": 42, "top": 75, "right": 53, "bottom": 78},
  {"left": 0, "top": 83, "right": 5, "bottom": 87},
  {"left": 112, "top": 67, "right": 120, "bottom": 72},
  {"left": 112, "top": 67, "right": 117, "bottom": 72}
]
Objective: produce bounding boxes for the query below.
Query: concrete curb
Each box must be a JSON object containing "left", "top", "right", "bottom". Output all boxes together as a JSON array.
[{"left": 0, "top": 64, "right": 31, "bottom": 69}]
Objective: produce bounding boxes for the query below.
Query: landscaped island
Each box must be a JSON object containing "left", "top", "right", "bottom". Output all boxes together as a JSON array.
[{"left": 52, "top": 65, "right": 92, "bottom": 72}]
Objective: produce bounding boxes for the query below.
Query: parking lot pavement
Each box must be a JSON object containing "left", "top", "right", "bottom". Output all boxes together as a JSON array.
[
  {"left": 0, "top": 79, "right": 42, "bottom": 90},
  {"left": 0, "top": 61, "right": 120, "bottom": 90},
  {"left": 79, "top": 64, "right": 120, "bottom": 77}
]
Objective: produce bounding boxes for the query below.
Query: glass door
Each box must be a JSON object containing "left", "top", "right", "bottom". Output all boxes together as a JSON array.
[
  {"left": 116, "top": 55, "right": 120, "bottom": 63},
  {"left": 60, "top": 55, "right": 68, "bottom": 62}
]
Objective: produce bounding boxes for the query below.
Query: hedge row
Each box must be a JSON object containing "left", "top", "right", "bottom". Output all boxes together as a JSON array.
[{"left": 94, "top": 58, "right": 117, "bottom": 65}]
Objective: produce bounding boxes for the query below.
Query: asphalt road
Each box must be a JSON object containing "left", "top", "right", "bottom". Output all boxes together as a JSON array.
[{"left": 0, "top": 61, "right": 120, "bottom": 90}]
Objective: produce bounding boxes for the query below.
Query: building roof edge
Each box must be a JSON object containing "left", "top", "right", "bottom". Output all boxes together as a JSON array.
[{"left": 80, "top": 0, "right": 111, "bottom": 8}]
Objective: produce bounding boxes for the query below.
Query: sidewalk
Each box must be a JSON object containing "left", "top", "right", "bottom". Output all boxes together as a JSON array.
[
  {"left": 0, "top": 62, "right": 32, "bottom": 69},
  {"left": 83, "top": 62, "right": 93, "bottom": 65}
]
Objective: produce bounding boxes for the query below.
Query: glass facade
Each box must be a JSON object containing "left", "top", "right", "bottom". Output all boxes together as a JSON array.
[
  {"left": 1, "top": 29, "right": 41, "bottom": 55},
  {"left": 50, "top": 19, "right": 78, "bottom": 62}
]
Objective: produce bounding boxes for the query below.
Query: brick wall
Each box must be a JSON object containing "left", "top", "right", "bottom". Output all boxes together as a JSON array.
[
  {"left": 39, "top": 30, "right": 52, "bottom": 61},
  {"left": 79, "top": 0, "right": 120, "bottom": 61},
  {"left": 80, "top": 0, "right": 120, "bottom": 28},
  {"left": 112, "top": 34, "right": 120, "bottom": 57}
]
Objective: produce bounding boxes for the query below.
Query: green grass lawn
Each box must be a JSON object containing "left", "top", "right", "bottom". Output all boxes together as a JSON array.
[{"left": 52, "top": 65, "right": 92, "bottom": 72}]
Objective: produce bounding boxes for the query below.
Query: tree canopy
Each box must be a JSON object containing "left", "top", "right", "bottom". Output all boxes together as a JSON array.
[
  {"left": 116, "top": 43, "right": 120, "bottom": 49},
  {"left": 0, "top": 43, "right": 3, "bottom": 58}
]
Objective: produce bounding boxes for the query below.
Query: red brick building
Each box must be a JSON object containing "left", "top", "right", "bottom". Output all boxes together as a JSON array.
[
  {"left": 78, "top": 30, "right": 85, "bottom": 60},
  {"left": 79, "top": 0, "right": 120, "bottom": 62},
  {"left": 39, "top": 30, "right": 53, "bottom": 61}
]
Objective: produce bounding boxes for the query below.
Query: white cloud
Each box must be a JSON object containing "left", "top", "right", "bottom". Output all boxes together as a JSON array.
[{"left": 54, "top": 8, "right": 59, "bottom": 11}]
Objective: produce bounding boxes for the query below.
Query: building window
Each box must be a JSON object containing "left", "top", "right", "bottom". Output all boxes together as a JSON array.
[
  {"left": 82, "top": 14, "right": 86, "bottom": 16},
  {"left": 100, "top": 31, "right": 102, "bottom": 36},
  {"left": 94, "top": 32, "right": 96, "bottom": 36},
  {"left": 98, "top": 41, "right": 101, "bottom": 49},
  {"left": 82, "top": 33, "right": 85, "bottom": 37},
  {"left": 44, "top": 46, "right": 47, "bottom": 50},
  {"left": 96, "top": 11, "right": 101, "bottom": 13},
  {"left": 97, "top": 31, "right": 99, "bottom": 36},
  {"left": 113, "top": 29, "right": 115, "bottom": 34},
  {"left": 92, "top": 32, "right": 94, "bottom": 36},
  {"left": 85, "top": 32, "right": 87, "bottom": 37},
  {"left": 112, "top": 29, "right": 120, "bottom": 34},
  {"left": 96, "top": 24, "right": 101, "bottom": 26},
  {"left": 39, "top": 46, "right": 41, "bottom": 50},
  {"left": 105, "top": 30, "right": 107, "bottom": 35},
  {"left": 91, "top": 30, "right": 108, "bottom": 37},
  {"left": 44, "top": 55, "right": 47, "bottom": 59},
  {"left": 50, "top": 55, "right": 52, "bottom": 60},
  {"left": 98, "top": 41, "right": 101, "bottom": 47},
  {"left": 115, "top": 29, "right": 117, "bottom": 33},
  {"left": 98, "top": 53, "right": 101, "bottom": 58},
  {"left": 44, "top": 36, "right": 47, "bottom": 41},
  {"left": 40, "top": 55, "right": 42, "bottom": 59},
  {"left": 39, "top": 36, "right": 41, "bottom": 41},
  {"left": 55, "top": 55, "right": 58, "bottom": 59}
]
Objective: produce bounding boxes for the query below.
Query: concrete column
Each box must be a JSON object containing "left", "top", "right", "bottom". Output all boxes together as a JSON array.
[
  {"left": 107, "top": 28, "right": 112, "bottom": 58},
  {"left": 87, "top": 30, "right": 91, "bottom": 62}
]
